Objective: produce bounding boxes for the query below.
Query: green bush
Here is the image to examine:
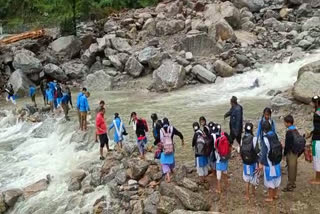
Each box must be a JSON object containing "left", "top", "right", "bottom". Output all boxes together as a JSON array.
[{"left": 60, "top": 17, "right": 76, "bottom": 36}]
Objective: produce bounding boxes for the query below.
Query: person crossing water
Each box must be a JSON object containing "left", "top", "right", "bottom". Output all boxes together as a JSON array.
[
  {"left": 109, "top": 113, "right": 127, "bottom": 151},
  {"left": 5, "top": 84, "right": 16, "bottom": 105}
]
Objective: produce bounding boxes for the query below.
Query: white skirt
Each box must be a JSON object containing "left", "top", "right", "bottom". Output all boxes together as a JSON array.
[
  {"left": 263, "top": 169, "right": 281, "bottom": 189},
  {"left": 243, "top": 172, "right": 259, "bottom": 186}
]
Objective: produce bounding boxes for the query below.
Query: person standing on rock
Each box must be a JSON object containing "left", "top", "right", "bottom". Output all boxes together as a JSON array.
[
  {"left": 160, "top": 118, "right": 184, "bottom": 183},
  {"left": 109, "top": 113, "right": 127, "bottom": 152},
  {"left": 76, "top": 88, "right": 87, "bottom": 129},
  {"left": 151, "top": 113, "right": 162, "bottom": 146},
  {"left": 309, "top": 96, "right": 320, "bottom": 185},
  {"left": 95, "top": 100, "right": 105, "bottom": 142},
  {"left": 130, "top": 112, "right": 149, "bottom": 159},
  {"left": 60, "top": 90, "right": 72, "bottom": 121},
  {"left": 29, "top": 85, "right": 37, "bottom": 107},
  {"left": 56, "top": 83, "right": 63, "bottom": 108},
  {"left": 224, "top": 96, "right": 243, "bottom": 153},
  {"left": 5, "top": 84, "right": 16, "bottom": 105},
  {"left": 79, "top": 91, "right": 90, "bottom": 131},
  {"left": 256, "top": 107, "right": 277, "bottom": 145},
  {"left": 45, "top": 86, "right": 54, "bottom": 113},
  {"left": 96, "top": 107, "right": 110, "bottom": 160},
  {"left": 40, "top": 79, "right": 47, "bottom": 105}
]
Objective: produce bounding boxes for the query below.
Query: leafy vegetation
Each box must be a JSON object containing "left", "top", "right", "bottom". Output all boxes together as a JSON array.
[{"left": 0, "top": 0, "right": 158, "bottom": 34}]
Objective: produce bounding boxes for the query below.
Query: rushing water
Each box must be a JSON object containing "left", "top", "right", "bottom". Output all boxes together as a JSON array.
[{"left": 0, "top": 50, "right": 320, "bottom": 213}]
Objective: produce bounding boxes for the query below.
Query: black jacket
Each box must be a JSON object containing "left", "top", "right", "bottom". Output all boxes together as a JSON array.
[
  {"left": 284, "top": 130, "right": 294, "bottom": 156},
  {"left": 225, "top": 104, "right": 243, "bottom": 137},
  {"left": 312, "top": 110, "right": 320, "bottom": 141}
]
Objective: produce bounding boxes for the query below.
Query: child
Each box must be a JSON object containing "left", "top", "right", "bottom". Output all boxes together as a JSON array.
[
  {"left": 109, "top": 113, "right": 127, "bottom": 152},
  {"left": 29, "top": 85, "right": 37, "bottom": 107},
  {"left": 5, "top": 84, "right": 16, "bottom": 105},
  {"left": 208, "top": 121, "right": 217, "bottom": 176},
  {"left": 215, "top": 124, "right": 231, "bottom": 194},
  {"left": 256, "top": 107, "right": 277, "bottom": 144},
  {"left": 240, "top": 123, "right": 259, "bottom": 200},
  {"left": 258, "top": 121, "right": 282, "bottom": 202},
  {"left": 192, "top": 122, "right": 209, "bottom": 183}
]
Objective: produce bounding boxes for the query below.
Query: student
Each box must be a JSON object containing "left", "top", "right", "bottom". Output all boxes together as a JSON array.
[
  {"left": 256, "top": 107, "right": 277, "bottom": 144},
  {"left": 61, "top": 91, "right": 71, "bottom": 121},
  {"left": 258, "top": 121, "right": 282, "bottom": 202},
  {"left": 160, "top": 118, "right": 184, "bottom": 183},
  {"left": 5, "top": 84, "right": 16, "bottom": 105},
  {"left": 208, "top": 121, "right": 217, "bottom": 175},
  {"left": 310, "top": 96, "right": 320, "bottom": 185},
  {"left": 109, "top": 113, "right": 127, "bottom": 151},
  {"left": 29, "top": 85, "right": 37, "bottom": 107},
  {"left": 151, "top": 113, "right": 162, "bottom": 146},
  {"left": 65, "top": 87, "right": 73, "bottom": 108},
  {"left": 79, "top": 91, "right": 90, "bottom": 131},
  {"left": 192, "top": 122, "right": 209, "bottom": 183},
  {"left": 131, "top": 112, "right": 149, "bottom": 159},
  {"left": 45, "top": 86, "right": 54, "bottom": 113},
  {"left": 56, "top": 83, "right": 63, "bottom": 108},
  {"left": 76, "top": 88, "right": 87, "bottom": 129},
  {"left": 224, "top": 96, "right": 243, "bottom": 153},
  {"left": 215, "top": 124, "right": 231, "bottom": 194},
  {"left": 240, "top": 123, "right": 259, "bottom": 200},
  {"left": 95, "top": 101, "right": 105, "bottom": 142},
  {"left": 40, "top": 79, "right": 47, "bottom": 105},
  {"left": 96, "top": 107, "right": 110, "bottom": 160}
]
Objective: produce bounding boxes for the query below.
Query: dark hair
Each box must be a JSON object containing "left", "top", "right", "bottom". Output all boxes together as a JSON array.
[
  {"left": 199, "top": 116, "right": 206, "bottom": 124},
  {"left": 99, "top": 107, "right": 105, "bottom": 112},
  {"left": 284, "top": 115, "right": 294, "bottom": 124},
  {"left": 151, "top": 113, "right": 158, "bottom": 122},
  {"left": 115, "top": 113, "right": 119, "bottom": 118},
  {"left": 163, "top": 117, "right": 170, "bottom": 126},
  {"left": 244, "top": 122, "right": 254, "bottom": 135},
  {"left": 262, "top": 121, "right": 272, "bottom": 133},
  {"left": 193, "top": 122, "right": 200, "bottom": 131},
  {"left": 263, "top": 107, "right": 272, "bottom": 116},
  {"left": 82, "top": 87, "right": 87, "bottom": 92},
  {"left": 131, "top": 112, "right": 137, "bottom": 118},
  {"left": 100, "top": 100, "right": 105, "bottom": 105},
  {"left": 215, "top": 124, "right": 221, "bottom": 132},
  {"left": 208, "top": 121, "right": 215, "bottom": 128},
  {"left": 231, "top": 96, "right": 238, "bottom": 104},
  {"left": 312, "top": 96, "right": 319, "bottom": 110}
]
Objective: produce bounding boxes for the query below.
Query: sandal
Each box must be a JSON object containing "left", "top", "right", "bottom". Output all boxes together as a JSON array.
[
  {"left": 282, "top": 186, "right": 293, "bottom": 192},
  {"left": 100, "top": 156, "right": 105, "bottom": 160}
]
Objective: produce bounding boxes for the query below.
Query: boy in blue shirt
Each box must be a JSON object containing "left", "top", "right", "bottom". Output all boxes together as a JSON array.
[
  {"left": 45, "top": 86, "right": 54, "bottom": 113},
  {"left": 29, "top": 85, "right": 37, "bottom": 107},
  {"left": 79, "top": 91, "right": 90, "bottom": 131},
  {"left": 77, "top": 88, "right": 87, "bottom": 129}
]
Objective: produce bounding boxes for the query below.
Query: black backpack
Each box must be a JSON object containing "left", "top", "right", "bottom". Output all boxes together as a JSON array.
[
  {"left": 195, "top": 131, "right": 211, "bottom": 157},
  {"left": 291, "top": 130, "right": 306, "bottom": 156},
  {"left": 240, "top": 134, "right": 259, "bottom": 165},
  {"left": 266, "top": 133, "right": 283, "bottom": 165}
]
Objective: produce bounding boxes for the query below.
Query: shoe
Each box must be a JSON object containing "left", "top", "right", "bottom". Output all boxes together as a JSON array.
[
  {"left": 292, "top": 184, "right": 296, "bottom": 189},
  {"left": 100, "top": 156, "right": 105, "bottom": 160},
  {"left": 282, "top": 186, "right": 293, "bottom": 192}
]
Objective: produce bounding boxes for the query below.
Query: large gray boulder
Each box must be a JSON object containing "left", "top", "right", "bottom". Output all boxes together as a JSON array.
[
  {"left": 192, "top": 65, "right": 216, "bottom": 83},
  {"left": 110, "top": 38, "right": 132, "bottom": 53},
  {"left": 96, "top": 34, "right": 115, "bottom": 51},
  {"left": 104, "top": 20, "right": 119, "bottom": 33},
  {"left": 81, "top": 43, "right": 99, "bottom": 66},
  {"left": 68, "top": 170, "right": 86, "bottom": 191},
  {"left": 50, "top": 35, "right": 81, "bottom": 59},
  {"left": 3, "top": 189, "right": 23, "bottom": 208},
  {"left": 232, "top": 0, "right": 265, "bottom": 12},
  {"left": 127, "top": 159, "right": 150, "bottom": 180},
  {"left": 8, "top": 70, "right": 33, "bottom": 97},
  {"left": 43, "top": 64, "right": 67, "bottom": 81},
  {"left": 293, "top": 72, "right": 320, "bottom": 104},
  {"left": 84, "top": 70, "right": 113, "bottom": 91},
  {"left": 214, "top": 60, "right": 235, "bottom": 77},
  {"left": 302, "top": 17, "right": 320, "bottom": 31},
  {"left": 23, "top": 178, "right": 50, "bottom": 199},
  {"left": 143, "top": 18, "right": 157, "bottom": 36},
  {"left": 215, "top": 19, "right": 236, "bottom": 41},
  {"left": 13, "top": 49, "right": 42, "bottom": 74},
  {"left": 138, "top": 47, "right": 164, "bottom": 69},
  {"left": 156, "top": 20, "right": 185, "bottom": 36},
  {"left": 61, "top": 60, "right": 89, "bottom": 79},
  {"left": 109, "top": 55, "right": 123, "bottom": 71},
  {"left": 125, "top": 57, "right": 144, "bottom": 78},
  {"left": 221, "top": 1, "right": 241, "bottom": 29},
  {"left": 152, "top": 60, "right": 186, "bottom": 92},
  {"left": 298, "top": 60, "right": 320, "bottom": 77}
]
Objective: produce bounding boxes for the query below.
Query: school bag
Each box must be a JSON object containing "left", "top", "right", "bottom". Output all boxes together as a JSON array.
[
  {"left": 194, "top": 131, "right": 210, "bottom": 156},
  {"left": 240, "top": 134, "right": 259, "bottom": 165},
  {"left": 266, "top": 133, "right": 282, "bottom": 165},
  {"left": 215, "top": 132, "right": 231, "bottom": 160},
  {"left": 161, "top": 126, "right": 174, "bottom": 154},
  {"left": 291, "top": 129, "right": 306, "bottom": 157}
]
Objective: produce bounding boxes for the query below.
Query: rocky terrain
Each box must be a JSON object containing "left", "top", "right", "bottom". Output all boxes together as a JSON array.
[{"left": 0, "top": 0, "right": 320, "bottom": 99}]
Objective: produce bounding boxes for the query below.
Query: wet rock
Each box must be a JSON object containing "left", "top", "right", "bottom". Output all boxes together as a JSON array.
[
  {"left": 8, "top": 69, "right": 33, "bottom": 97},
  {"left": 84, "top": 70, "right": 113, "bottom": 91},
  {"left": 144, "top": 191, "right": 160, "bottom": 214},
  {"left": 235, "top": 54, "right": 250, "bottom": 67},
  {"left": 127, "top": 159, "right": 150, "bottom": 180},
  {"left": 0, "top": 194, "right": 6, "bottom": 213},
  {"left": 138, "top": 47, "right": 163, "bottom": 69},
  {"left": 271, "top": 95, "right": 293, "bottom": 108},
  {"left": 156, "top": 20, "right": 185, "bottom": 36},
  {"left": 221, "top": 1, "right": 241, "bottom": 29},
  {"left": 3, "top": 189, "right": 23, "bottom": 208},
  {"left": 232, "top": 0, "right": 265, "bottom": 12},
  {"left": 62, "top": 60, "right": 89, "bottom": 79},
  {"left": 23, "top": 178, "right": 50, "bottom": 199},
  {"left": 214, "top": 60, "right": 235, "bottom": 77},
  {"left": 302, "top": 17, "right": 320, "bottom": 31},
  {"left": 157, "top": 196, "right": 177, "bottom": 214},
  {"left": 65, "top": 195, "right": 82, "bottom": 211},
  {"left": 293, "top": 72, "right": 320, "bottom": 104},
  {"left": 43, "top": 64, "right": 67, "bottom": 81},
  {"left": 109, "top": 55, "right": 123, "bottom": 71},
  {"left": 50, "top": 35, "right": 81, "bottom": 60},
  {"left": 215, "top": 19, "right": 236, "bottom": 41},
  {"left": 298, "top": 60, "right": 320, "bottom": 77},
  {"left": 192, "top": 65, "right": 216, "bottom": 83},
  {"left": 151, "top": 60, "right": 186, "bottom": 92},
  {"left": 125, "top": 57, "right": 144, "bottom": 78},
  {"left": 13, "top": 49, "right": 42, "bottom": 74},
  {"left": 173, "top": 185, "right": 210, "bottom": 211},
  {"left": 115, "top": 170, "right": 127, "bottom": 185},
  {"left": 143, "top": 18, "right": 156, "bottom": 36},
  {"left": 110, "top": 38, "right": 132, "bottom": 53},
  {"left": 68, "top": 170, "right": 87, "bottom": 191}
]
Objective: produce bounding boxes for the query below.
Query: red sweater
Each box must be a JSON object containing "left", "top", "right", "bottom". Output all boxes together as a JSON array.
[{"left": 96, "top": 112, "right": 107, "bottom": 135}]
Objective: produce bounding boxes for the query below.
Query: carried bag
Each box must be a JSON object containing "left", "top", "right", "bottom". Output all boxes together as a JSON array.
[
  {"left": 240, "top": 134, "right": 259, "bottom": 165},
  {"left": 266, "top": 133, "right": 283, "bottom": 165},
  {"left": 215, "top": 132, "right": 231, "bottom": 161},
  {"left": 161, "top": 126, "right": 174, "bottom": 154},
  {"left": 291, "top": 129, "right": 306, "bottom": 157},
  {"left": 304, "top": 145, "right": 313, "bottom": 163}
]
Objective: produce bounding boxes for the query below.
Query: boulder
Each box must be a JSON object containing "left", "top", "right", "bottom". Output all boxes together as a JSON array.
[
  {"left": 185, "top": 52, "right": 193, "bottom": 61},
  {"left": 43, "top": 64, "right": 67, "bottom": 81},
  {"left": 302, "top": 17, "right": 320, "bottom": 31},
  {"left": 157, "top": 196, "right": 177, "bottom": 214},
  {"left": 23, "top": 178, "right": 49, "bottom": 199},
  {"left": 215, "top": 19, "right": 236, "bottom": 41},
  {"left": 125, "top": 56, "right": 144, "bottom": 78},
  {"left": 68, "top": 170, "right": 87, "bottom": 191},
  {"left": 221, "top": 1, "right": 241, "bottom": 29},
  {"left": 13, "top": 49, "right": 42, "bottom": 74},
  {"left": 192, "top": 65, "right": 217, "bottom": 83},
  {"left": 293, "top": 72, "right": 320, "bottom": 104},
  {"left": 3, "top": 189, "right": 23, "bottom": 207},
  {"left": 232, "top": 0, "right": 265, "bottom": 12},
  {"left": 115, "top": 170, "right": 127, "bottom": 185},
  {"left": 132, "top": 200, "right": 144, "bottom": 214},
  {"left": 50, "top": 35, "right": 81, "bottom": 59},
  {"left": 271, "top": 95, "right": 293, "bottom": 108},
  {"left": 138, "top": 175, "right": 150, "bottom": 187},
  {"left": 84, "top": 70, "right": 113, "bottom": 91},
  {"left": 179, "top": 177, "right": 198, "bottom": 191},
  {"left": 104, "top": 47, "right": 118, "bottom": 58},
  {"left": 81, "top": 43, "right": 99, "bottom": 66},
  {"left": 144, "top": 191, "right": 160, "bottom": 214},
  {"left": 143, "top": 18, "right": 157, "bottom": 36},
  {"left": 0, "top": 194, "right": 6, "bottom": 213},
  {"left": 174, "top": 185, "right": 210, "bottom": 211},
  {"left": 110, "top": 38, "right": 132, "bottom": 53},
  {"left": 138, "top": 47, "right": 164, "bottom": 69},
  {"left": 61, "top": 60, "right": 89, "bottom": 79},
  {"left": 287, "top": 0, "right": 320, "bottom": 7},
  {"left": 127, "top": 159, "right": 150, "bottom": 180},
  {"left": 152, "top": 60, "right": 186, "bottom": 92},
  {"left": 104, "top": 20, "right": 119, "bottom": 33},
  {"left": 214, "top": 60, "right": 235, "bottom": 77},
  {"left": 8, "top": 70, "right": 33, "bottom": 97},
  {"left": 298, "top": 60, "right": 320, "bottom": 77},
  {"left": 156, "top": 20, "right": 185, "bottom": 36},
  {"left": 167, "top": 1, "right": 181, "bottom": 17},
  {"left": 109, "top": 55, "right": 124, "bottom": 71}
]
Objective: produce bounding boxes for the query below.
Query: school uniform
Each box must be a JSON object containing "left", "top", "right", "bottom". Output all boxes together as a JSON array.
[
  {"left": 312, "top": 109, "right": 320, "bottom": 172},
  {"left": 242, "top": 135, "right": 259, "bottom": 186},
  {"left": 109, "top": 117, "right": 126, "bottom": 143},
  {"left": 192, "top": 129, "right": 209, "bottom": 177}
]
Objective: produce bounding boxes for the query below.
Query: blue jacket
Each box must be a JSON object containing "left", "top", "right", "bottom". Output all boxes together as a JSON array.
[
  {"left": 48, "top": 82, "right": 56, "bottom": 92},
  {"left": 256, "top": 118, "right": 276, "bottom": 142},
  {"left": 79, "top": 95, "right": 90, "bottom": 112},
  {"left": 109, "top": 117, "right": 126, "bottom": 142},
  {"left": 225, "top": 104, "right": 243, "bottom": 137},
  {"left": 29, "top": 86, "right": 36, "bottom": 97},
  {"left": 260, "top": 131, "right": 276, "bottom": 166},
  {"left": 61, "top": 93, "right": 71, "bottom": 104},
  {"left": 46, "top": 88, "right": 54, "bottom": 102},
  {"left": 76, "top": 92, "right": 84, "bottom": 109}
]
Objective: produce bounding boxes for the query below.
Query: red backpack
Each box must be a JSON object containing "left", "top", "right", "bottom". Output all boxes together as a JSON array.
[{"left": 215, "top": 132, "right": 231, "bottom": 160}]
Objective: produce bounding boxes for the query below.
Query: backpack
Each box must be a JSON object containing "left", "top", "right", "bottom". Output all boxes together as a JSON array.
[
  {"left": 215, "top": 132, "right": 231, "bottom": 160},
  {"left": 195, "top": 131, "right": 211, "bottom": 156},
  {"left": 240, "top": 134, "right": 259, "bottom": 165},
  {"left": 291, "top": 129, "right": 306, "bottom": 157},
  {"left": 136, "top": 119, "right": 147, "bottom": 136},
  {"left": 161, "top": 126, "right": 174, "bottom": 154},
  {"left": 266, "top": 133, "right": 282, "bottom": 165}
]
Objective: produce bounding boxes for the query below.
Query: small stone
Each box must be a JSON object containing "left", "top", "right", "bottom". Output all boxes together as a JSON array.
[{"left": 185, "top": 52, "right": 193, "bottom": 61}]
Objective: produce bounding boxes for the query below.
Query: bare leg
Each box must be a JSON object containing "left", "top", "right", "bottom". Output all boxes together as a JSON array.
[
  {"left": 100, "top": 147, "right": 103, "bottom": 157},
  {"left": 245, "top": 183, "right": 250, "bottom": 200},
  {"left": 166, "top": 172, "right": 171, "bottom": 183},
  {"left": 309, "top": 172, "right": 320, "bottom": 184},
  {"left": 265, "top": 189, "right": 274, "bottom": 202},
  {"left": 274, "top": 188, "right": 279, "bottom": 199},
  {"left": 216, "top": 180, "right": 221, "bottom": 194}
]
